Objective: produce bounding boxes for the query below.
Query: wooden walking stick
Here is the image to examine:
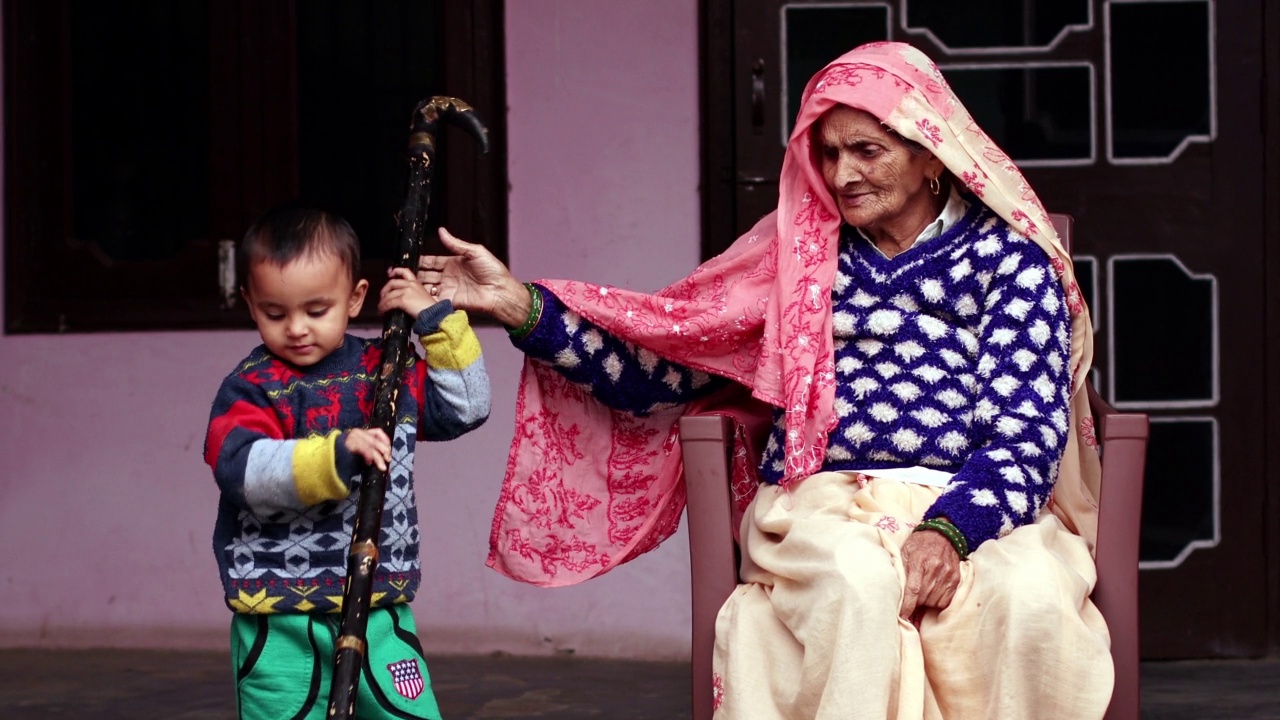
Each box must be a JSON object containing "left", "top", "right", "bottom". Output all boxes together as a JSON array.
[{"left": 328, "top": 96, "right": 488, "bottom": 720}]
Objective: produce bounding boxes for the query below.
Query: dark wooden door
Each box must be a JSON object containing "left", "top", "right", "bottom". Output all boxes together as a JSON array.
[
  {"left": 701, "top": 0, "right": 1272, "bottom": 658},
  {"left": 4, "top": 0, "right": 506, "bottom": 333}
]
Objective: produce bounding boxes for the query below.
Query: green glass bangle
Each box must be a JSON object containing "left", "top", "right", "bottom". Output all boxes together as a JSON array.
[
  {"left": 914, "top": 518, "right": 970, "bottom": 560},
  {"left": 507, "top": 282, "right": 544, "bottom": 340}
]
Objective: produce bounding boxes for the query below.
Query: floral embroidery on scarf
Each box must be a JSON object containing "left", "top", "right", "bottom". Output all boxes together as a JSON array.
[
  {"left": 1010, "top": 209, "right": 1039, "bottom": 236},
  {"left": 492, "top": 368, "right": 614, "bottom": 579},
  {"left": 712, "top": 673, "right": 726, "bottom": 710},
  {"left": 964, "top": 119, "right": 992, "bottom": 143},
  {"left": 812, "top": 63, "right": 891, "bottom": 98},
  {"left": 960, "top": 169, "right": 986, "bottom": 197},
  {"left": 510, "top": 464, "right": 602, "bottom": 532},
  {"left": 875, "top": 515, "right": 901, "bottom": 534},
  {"left": 1065, "top": 281, "right": 1085, "bottom": 315},
  {"left": 1050, "top": 256, "right": 1067, "bottom": 279},
  {"left": 916, "top": 118, "right": 943, "bottom": 147},
  {"left": 731, "top": 433, "right": 761, "bottom": 514},
  {"left": 1080, "top": 415, "right": 1098, "bottom": 448},
  {"left": 606, "top": 414, "right": 665, "bottom": 544},
  {"left": 500, "top": 527, "right": 608, "bottom": 578}
]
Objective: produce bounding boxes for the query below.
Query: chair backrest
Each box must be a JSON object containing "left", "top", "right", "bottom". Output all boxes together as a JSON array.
[
  {"left": 679, "top": 213, "right": 1149, "bottom": 720},
  {"left": 1050, "top": 212, "right": 1073, "bottom": 255}
]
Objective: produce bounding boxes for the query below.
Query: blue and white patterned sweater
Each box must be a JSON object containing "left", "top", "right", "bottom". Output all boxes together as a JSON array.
[{"left": 513, "top": 203, "right": 1072, "bottom": 549}]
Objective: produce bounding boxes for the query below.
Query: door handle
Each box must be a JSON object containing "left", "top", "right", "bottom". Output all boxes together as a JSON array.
[
  {"left": 751, "top": 58, "right": 765, "bottom": 134},
  {"left": 218, "top": 238, "right": 237, "bottom": 309}
]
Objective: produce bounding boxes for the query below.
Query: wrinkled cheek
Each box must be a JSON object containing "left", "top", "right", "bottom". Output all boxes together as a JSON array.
[{"left": 843, "top": 195, "right": 892, "bottom": 226}]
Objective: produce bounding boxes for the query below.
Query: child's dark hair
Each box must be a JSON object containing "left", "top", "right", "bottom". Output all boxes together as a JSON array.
[{"left": 238, "top": 202, "right": 361, "bottom": 289}]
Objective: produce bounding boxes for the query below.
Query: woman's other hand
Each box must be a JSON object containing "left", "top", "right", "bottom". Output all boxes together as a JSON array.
[
  {"left": 417, "top": 227, "right": 532, "bottom": 328},
  {"left": 378, "top": 267, "right": 438, "bottom": 318},
  {"left": 898, "top": 528, "right": 962, "bottom": 621}
]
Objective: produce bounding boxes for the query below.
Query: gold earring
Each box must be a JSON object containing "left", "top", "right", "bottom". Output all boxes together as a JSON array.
[{"left": 929, "top": 176, "right": 941, "bottom": 195}]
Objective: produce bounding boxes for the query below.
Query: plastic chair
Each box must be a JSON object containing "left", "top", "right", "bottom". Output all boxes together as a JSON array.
[{"left": 680, "top": 213, "right": 1150, "bottom": 720}]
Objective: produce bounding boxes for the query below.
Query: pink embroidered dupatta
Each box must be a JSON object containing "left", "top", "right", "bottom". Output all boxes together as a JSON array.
[{"left": 487, "top": 42, "right": 1101, "bottom": 587}]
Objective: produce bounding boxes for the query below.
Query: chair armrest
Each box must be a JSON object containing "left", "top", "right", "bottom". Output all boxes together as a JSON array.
[
  {"left": 1085, "top": 380, "right": 1149, "bottom": 720},
  {"left": 680, "top": 414, "right": 740, "bottom": 602},
  {"left": 680, "top": 413, "right": 741, "bottom": 720},
  {"left": 1087, "top": 382, "right": 1150, "bottom": 441}
]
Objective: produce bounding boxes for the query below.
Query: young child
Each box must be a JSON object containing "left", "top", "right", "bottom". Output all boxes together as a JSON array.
[{"left": 204, "top": 203, "right": 490, "bottom": 720}]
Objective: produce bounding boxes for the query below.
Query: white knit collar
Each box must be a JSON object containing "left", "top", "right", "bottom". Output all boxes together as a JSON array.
[{"left": 917, "top": 185, "right": 969, "bottom": 243}]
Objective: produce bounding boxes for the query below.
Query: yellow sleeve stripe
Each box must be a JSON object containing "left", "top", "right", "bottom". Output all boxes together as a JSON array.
[
  {"left": 421, "top": 310, "right": 483, "bottom": 371},
  {"left": 292, "top": 430, "right": 349, "bottom": 505}
]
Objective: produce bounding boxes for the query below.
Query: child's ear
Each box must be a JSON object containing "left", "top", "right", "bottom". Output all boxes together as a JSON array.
[
  {"left": 347, "top": 278, "right": 370, "bottom": 318},
  {"left": 240, "top": 286, "right": 257, "bottom": 320}
]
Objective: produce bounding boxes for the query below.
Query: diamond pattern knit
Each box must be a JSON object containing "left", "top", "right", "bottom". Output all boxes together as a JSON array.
[{"left": 205, "top": 305, "right": 489, "bottom": 614}]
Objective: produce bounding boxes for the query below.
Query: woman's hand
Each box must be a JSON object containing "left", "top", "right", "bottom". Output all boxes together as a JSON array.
[
  {"left": 344, "top": 428, "right": 392, "bottom": 473},
  {"left": 898, "top": 527, "right": 963, "bottom": 621},
  {"left": 378, "top": 267, "right": 438, "bottom": 319},
  {"left": 417, "top": 227, "right": 532, "bottom": 328}
]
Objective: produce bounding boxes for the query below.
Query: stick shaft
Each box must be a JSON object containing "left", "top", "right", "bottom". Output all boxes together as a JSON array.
[{"left": 327, "top": 97, "right": 486, "bottom": 720}]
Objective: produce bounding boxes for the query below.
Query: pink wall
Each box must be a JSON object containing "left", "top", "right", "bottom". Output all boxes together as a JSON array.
[{"left": 0, "top": 1, "right": 702, "bottom": 659}]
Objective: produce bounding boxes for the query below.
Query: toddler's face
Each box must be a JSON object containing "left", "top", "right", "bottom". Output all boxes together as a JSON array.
[{"left": 242, "top": 251, "right": 368, "bottom": 367}]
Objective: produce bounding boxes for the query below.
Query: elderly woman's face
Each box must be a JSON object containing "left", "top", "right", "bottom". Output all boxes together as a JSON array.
[{"left": 817, "top": 106, "right": 943, "bottom": 232}]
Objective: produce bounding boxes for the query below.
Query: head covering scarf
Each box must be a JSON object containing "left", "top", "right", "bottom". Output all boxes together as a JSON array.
[{"left": 488, "top": 42, "right": 1100, "bottom": 587}]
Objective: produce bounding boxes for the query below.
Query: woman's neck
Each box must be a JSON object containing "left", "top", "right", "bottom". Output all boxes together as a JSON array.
[{"left": 863, "top": 188, "right": 949, "bottom": 258}]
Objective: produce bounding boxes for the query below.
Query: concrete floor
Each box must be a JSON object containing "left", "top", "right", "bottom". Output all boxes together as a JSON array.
[{"left": 0, "top": 649, "right": 1275, "bottom": 719}]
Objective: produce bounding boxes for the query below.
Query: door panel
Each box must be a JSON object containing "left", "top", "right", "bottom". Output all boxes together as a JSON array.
[{"left": 702, "top": 0, "right": 1269, "bottom": 658}]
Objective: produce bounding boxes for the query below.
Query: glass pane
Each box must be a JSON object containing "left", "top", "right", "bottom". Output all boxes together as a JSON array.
[
  {"left": 1139, "top": 418, "right": 1218, "bottom": 566},
  {"left": 1110, "top": 256, "right": 1216, "bottom": 406},
  {"left": 905, "top": 0, "right": 1088, "bottom": 49},
  {"left": 70, "top": 1, "right": 210, "bottom": 262},
  {"left": 782, "top": 4, "right": 890, "bottom": 142},
  {"left": 1109, "top": 1, "right": 1212, "bottom": 160},
  {"left": 297, "top": 1, "right": 443, "bottom": 263},
  {"left": 945, "top": 65, "right": 1092, "bottom": 163}
]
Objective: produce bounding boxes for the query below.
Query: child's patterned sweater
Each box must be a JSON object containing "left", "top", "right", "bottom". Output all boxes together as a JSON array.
[
  {"left": 512, "top": 204, "right": 1072, "bottom": 549},
  {"left": 204, "top": 304, "right": 490, "bottom": 614}
]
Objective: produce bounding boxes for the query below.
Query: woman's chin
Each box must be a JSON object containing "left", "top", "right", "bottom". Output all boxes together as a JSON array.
[{"left": 840, "top": 208, "right": 880, "bottom": 229}]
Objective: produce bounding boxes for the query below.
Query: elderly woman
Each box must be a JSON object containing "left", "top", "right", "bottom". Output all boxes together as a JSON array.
[{"left": 416, "top": 42, "right": 1111, "bottom": 719}]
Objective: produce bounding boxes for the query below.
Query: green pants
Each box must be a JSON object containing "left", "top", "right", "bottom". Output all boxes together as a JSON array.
[{"left": 230, "top": 605, "right": 442, "bottom": 720}]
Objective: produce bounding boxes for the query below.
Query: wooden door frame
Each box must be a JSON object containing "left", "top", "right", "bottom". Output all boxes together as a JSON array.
[
  {"left": 1263, "top": 0, "right": 1280, "bottom": 656},
  {"left": 699, "top": 0, "right": 738, "bottom": 263},
  {"left": 699, "top": 0, "right": 1280, "bottom": 656}
]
